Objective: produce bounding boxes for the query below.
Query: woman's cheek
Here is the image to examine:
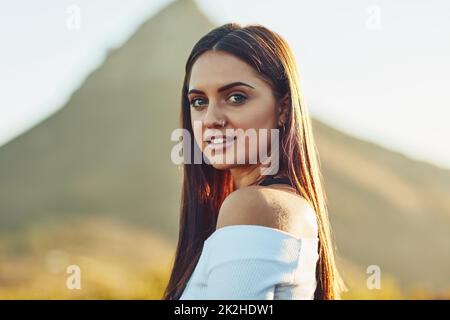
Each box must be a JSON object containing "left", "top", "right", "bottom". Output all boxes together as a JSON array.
[{"left": 191, "top": 118, "right": 204, "bottom": 151}]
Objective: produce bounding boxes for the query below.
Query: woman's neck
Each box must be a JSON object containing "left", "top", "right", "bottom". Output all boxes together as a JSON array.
[
  {"left": 231, "top": 164, "right": 273, "bottom": 189},
  {"left": 230, "top": 163, "right": 288, "bottom": 189}
]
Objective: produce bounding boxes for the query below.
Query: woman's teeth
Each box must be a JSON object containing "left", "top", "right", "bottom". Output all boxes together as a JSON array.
[
  {"left": 209, "top": 136, "right": 235, "bottom": 144},
  {"left": 206, "top": 136, "right": 235, "bottom": 152},
  {"left": 211, "top": 137, "right": 225, "bottom": 144}
]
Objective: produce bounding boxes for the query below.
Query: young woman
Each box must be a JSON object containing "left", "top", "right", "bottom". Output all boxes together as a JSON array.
[{"left": 163, "top": 23, "right": 345, "bottom": 300}]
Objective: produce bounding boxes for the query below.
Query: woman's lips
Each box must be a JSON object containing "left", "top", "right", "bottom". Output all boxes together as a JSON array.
[{"left": 205, "top": 136, "right": 236, "bottom": 152}]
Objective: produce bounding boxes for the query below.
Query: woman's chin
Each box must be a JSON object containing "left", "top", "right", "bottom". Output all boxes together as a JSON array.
[
  {"left": 208, "top": 161, "right": 235, "bottom": 170},
  {"left": 202, "top": 148, "right": 249, "bottom": 170},
  {"left": 205, "top": 156, "right": 240, "bottom": 170}
]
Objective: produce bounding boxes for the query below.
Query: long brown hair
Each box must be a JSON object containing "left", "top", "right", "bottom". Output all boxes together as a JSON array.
[{"left": 163, "top": 23, "right": 345, "bottom": 300}]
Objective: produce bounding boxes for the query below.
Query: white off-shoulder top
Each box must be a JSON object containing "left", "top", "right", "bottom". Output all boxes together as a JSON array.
[{"left": 179, "top": 224, "right": 319, "bottom": 300}]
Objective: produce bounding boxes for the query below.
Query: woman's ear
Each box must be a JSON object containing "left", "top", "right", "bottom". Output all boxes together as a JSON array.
[{"left": 277, "top": 93, "right": 290, "bottom": 127}]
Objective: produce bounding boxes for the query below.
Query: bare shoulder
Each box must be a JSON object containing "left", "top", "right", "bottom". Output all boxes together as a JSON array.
[{"left": 216, "top": 185, "right": 318, "bottom": 238}]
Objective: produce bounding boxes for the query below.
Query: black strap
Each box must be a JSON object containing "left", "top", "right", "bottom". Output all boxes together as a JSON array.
[{"left": 258, "top": 176, "right": 292, "bottom": 187}]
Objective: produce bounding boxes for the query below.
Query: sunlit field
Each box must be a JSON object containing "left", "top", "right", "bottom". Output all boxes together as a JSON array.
[
  {"left": 1, "top": 217, "right": 449, "bottom": 300},
  {"left": 0, "top": 218, "right": 172, "bottom": 299}
]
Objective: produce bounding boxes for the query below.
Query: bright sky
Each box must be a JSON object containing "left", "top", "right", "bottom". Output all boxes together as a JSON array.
[{"left": 1, "top": 0, "right": 449, "bottom": 169}]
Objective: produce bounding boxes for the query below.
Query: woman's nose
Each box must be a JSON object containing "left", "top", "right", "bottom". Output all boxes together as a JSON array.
[{"left": 203, "top": 102, "right": 226, "bottom": 129}]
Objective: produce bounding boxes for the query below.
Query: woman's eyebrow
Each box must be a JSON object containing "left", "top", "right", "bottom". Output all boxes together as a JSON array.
[{"left": 188, "top": 81, "right": 255, "bottom": 95}]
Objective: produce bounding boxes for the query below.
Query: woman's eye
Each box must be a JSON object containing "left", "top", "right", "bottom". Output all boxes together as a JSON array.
[
  {"left": 228, "top": 94, "right": 247, "bottom": 105},
  {"left": 190, "top": 94, "right": 247, "bottom": 108},
  {"left": 190, "top": 98, "right": 207, "bottom": 109}
]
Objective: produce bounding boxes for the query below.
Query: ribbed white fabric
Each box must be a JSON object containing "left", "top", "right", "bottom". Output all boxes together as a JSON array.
[{"left": 179, "top": 224, "right": 319, "bottom": 300}]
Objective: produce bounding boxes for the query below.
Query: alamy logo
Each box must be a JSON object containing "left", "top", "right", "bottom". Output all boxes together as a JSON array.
[
  {"left": 171, "top": 121, "right": 280, "bottom": 175},
  {"left": 366, "top": 265, "right": 381, "bottom": 290},
  {"left": 66, "top": 265, "right": 82, "bottom": 290},
  {"left": 66, "top": 5, "right": 81, "bottom": 30}
]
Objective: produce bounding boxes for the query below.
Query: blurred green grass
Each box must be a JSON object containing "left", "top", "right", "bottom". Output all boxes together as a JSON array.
[
  {"left": 0, "top": 217, "right": 173, "bottom": 299},
  {"left": 1, "top": 217, "right": 449, "bottom": 299}
]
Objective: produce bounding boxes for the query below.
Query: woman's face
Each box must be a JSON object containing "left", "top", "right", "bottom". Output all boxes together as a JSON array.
[{"left": 188, "top": 51, "right": 285, "bottom": 172}]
